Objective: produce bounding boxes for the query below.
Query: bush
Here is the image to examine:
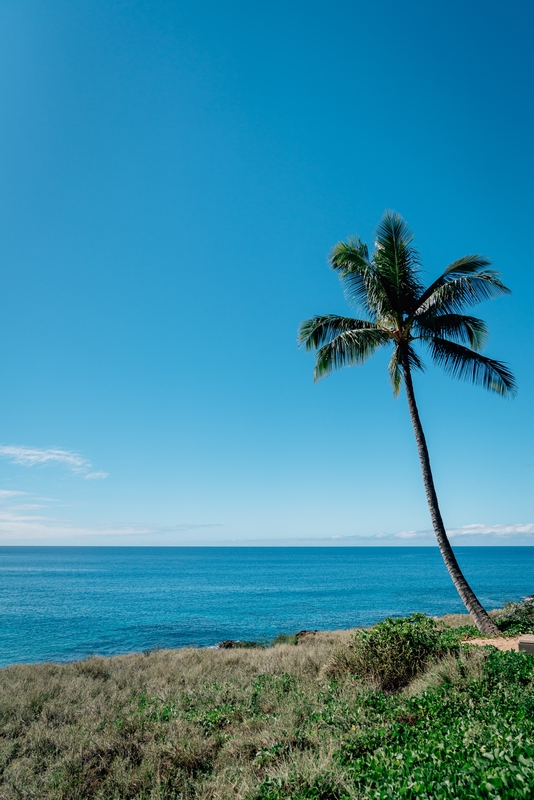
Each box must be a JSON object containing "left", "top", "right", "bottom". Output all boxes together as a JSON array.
[
  {"left": 271, "top": 633, "right": 298, "bottom": 646},
  {"left": 331, "top": 614, "right": 463, "bottom": 691},
  {"left": 484, "top": 648, "right": 534, "bottom": 686},
  {"left": 493, "top": 599, "right": 534, "bottom": 635}
]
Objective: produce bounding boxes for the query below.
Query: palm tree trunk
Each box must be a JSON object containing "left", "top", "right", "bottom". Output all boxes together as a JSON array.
[{"left": 402, "top": 356, "right": 499, "bottom": 635}]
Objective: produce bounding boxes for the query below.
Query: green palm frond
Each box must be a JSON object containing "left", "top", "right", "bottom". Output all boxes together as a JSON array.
[
  {"left": 428, "top": 338, "right": 516, "bottom": 396},
  {"left": 373, "top": 211, "right": 424, "bottom": 316},
  {"left": 314, "top": 328, "right": 390, "bottom": 381},
  {"left": 388, "top": 348, "right": 403, "bottom": 396},
  {"left": 414, "top": 313, "right": 488, "bottom": 351},
  {"left": 414, "top": 256, "right": 491, "bottom": 309},
  {"left": 298, "top": 315, "right": 379, "bottom": 351},
  {"left": 388, "top": 344, "right": 425, "bottom": 396},
  {"left": 413, "top": 259, "right": 510, "bottom": 316},
  {"left": 443, "top": 255, "right": 493, "bottom": 276},
  {"left": 329, "top": 238, "right": 392, "bottom": 319}
]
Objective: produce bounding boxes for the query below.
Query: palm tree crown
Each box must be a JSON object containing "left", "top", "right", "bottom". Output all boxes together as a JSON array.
[{"left": 298, "top": 212, "right": 516, "bottom": 398}]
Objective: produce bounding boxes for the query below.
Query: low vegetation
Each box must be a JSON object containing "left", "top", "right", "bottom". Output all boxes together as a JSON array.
[
  {"left": 1, "top": 607, "right": 533, "bottom": 799},
  {"left": 325, "top": 614, "right": 479, "bottom": 691},
  {"left": 491, "top": 597, "right": 534, "bottom": 634}
]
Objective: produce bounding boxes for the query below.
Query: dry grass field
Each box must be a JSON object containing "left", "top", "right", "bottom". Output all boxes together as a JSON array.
[
  {"left": 0, "top": 631, "right": 358, "bottom": 799},
  {"left": 1, "top": 611, "right": 533, "bottom": 800}
]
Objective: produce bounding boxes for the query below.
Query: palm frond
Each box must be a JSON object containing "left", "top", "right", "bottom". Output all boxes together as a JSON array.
[
  {"left": 329, "top": 238, "right": 392, "bottom": 319},
  {"left": 314, "top": 328, "right": 390, "bottom": 381},
  {"left": 413, "top": 313, "right": 488, "bottom": 351},
  {"left": 415, "top": 256, "right": 491, "bottom": 309},
  {"left": 413, "top": 257, "right": 510, "bottom": 315},
  {"left": 388, "top": 347, "right": 403, "bottom": 396},
  {"left": 444, "top": 255, "right": 493, "bottom": 276},
  {"left": 388, "top": 343, "right": 425, "bottom": 396},
  {"left": 373, "top": 211, "right": 424, "bottom": 315},
  {"left": 428, "top": 338, "right": 516, "bottom": 396},
  {"left": 298, "top": 315, "right": 379, "bottom": 351}
]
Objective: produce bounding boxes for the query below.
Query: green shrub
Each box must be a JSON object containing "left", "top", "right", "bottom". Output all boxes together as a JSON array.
[
  {"left": 335, "top": 614, "right": 463, "bottom": 691},
  {"left": 271, "top": 633, "right": 298, "bottom": 646},
  {"left": 493, "top": 599, "right": 534, "bottom": 634},
  {"left": 438, "top": 622, "right": 480, "bottom": 643},
  {"left": 484, "top": 648, "right": 534, "bottom": 686}
]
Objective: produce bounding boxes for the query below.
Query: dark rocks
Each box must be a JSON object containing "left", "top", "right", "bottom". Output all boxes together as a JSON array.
[
  {"left": 295, "top": 630, "right": 318, "bottom": 640},
  {"left": 217, "top": 640, "right": 262, "bottom": 649}
]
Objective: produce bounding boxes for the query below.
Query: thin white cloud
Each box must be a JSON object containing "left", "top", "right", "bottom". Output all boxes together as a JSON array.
[
  {"left": 0, "top": 445, "right": 89, "bottom": 471},
  {"left": 10, "top": 503, "right": 47, "bottom": 511},
  {"left": 448, "top": 523, "right": 534, "bottom": 538},
  {"left": 0, "top": 490, "right": 26, "bottom": 499},
  {"left": 387, "top": 523, "right": 534, "bottom": 540},
  {"left": 84, "top": 472, "right": 109, "bottom": 480},
  {"left": 0, "top": 445, "right": 107, "bottom": 479},
  {"left": 0, "top": 490, "right": 221, "bottom": 544}
]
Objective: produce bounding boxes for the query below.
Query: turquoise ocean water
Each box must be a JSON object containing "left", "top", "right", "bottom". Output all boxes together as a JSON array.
[{"left": 1, "top": 546, "right": 533, "bottom": 667}]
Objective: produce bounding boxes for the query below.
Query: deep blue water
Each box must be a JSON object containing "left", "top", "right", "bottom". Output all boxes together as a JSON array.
[{"left": 1, "top": 546, "right": 533, "bottom": 667}]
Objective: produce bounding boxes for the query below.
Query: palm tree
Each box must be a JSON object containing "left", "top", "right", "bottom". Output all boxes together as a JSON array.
[{"left": 298, "top": 212, "right": 516, "bottom": 634}]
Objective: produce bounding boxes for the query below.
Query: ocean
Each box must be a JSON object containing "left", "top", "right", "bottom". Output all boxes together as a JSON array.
[{"left": 1, "top": 546, "right": 533, "bottom": 668}]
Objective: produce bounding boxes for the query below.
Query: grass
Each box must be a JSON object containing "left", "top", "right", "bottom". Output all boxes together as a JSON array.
[{"left": 0, "top": 611, "right": 533, "bottom": 799}]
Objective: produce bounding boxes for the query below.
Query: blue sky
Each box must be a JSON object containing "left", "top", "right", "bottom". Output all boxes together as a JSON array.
[{"left": 0, "top": 0, "right": 533, "bottom": 545}]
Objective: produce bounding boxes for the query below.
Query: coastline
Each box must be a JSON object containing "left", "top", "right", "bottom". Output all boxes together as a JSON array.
[
  {"left": 0, "top": 608, "right": 525, "bottom": 672},
  {"left": 3, "top": 546, "right": 534, "bottom": 668}
]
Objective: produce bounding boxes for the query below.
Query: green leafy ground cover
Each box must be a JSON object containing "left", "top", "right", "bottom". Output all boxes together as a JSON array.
[
  {"left": 0, "top": 611, "right": 533, "bottom": 799},
  {"left": 492, "top": 599, "right": 534, "bottom": 635},
  {"left": 257, "top": 649, "right": 534, "bottom": 799}
]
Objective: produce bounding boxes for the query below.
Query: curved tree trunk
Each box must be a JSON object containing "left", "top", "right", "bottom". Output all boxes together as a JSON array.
[{"left": 402, "top": 356, "right": 499, "bottom": 635}]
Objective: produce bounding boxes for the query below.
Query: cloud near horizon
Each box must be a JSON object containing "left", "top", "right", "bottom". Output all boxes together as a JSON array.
[
  {"left": 321, "top": 525, "right": 534, "bottom": 545},
  {"left": 449, "top": 523, "right": 534, "bottom": 537},
  {"left": 0, "top": 490, "right": 221, "bottom": 544},
  {"left": 389, "top": 523, "right": 534, "bottom": 540},
  {"left": 0, "top": 445, "right": 107, "bottom": 479},
  {"left": 0, "top": 489, "right": 532, "bottom": 546}
]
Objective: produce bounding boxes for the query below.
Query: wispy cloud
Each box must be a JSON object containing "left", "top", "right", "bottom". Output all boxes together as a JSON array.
[
  {"left": 317, "top": 524, "right": 534, "bottom": 546},
  {"left": 448, "top": 523, "right": 534, "bottom": 538},
  {"left": 0, "top": 445, "right": 107, "bottom": 479},
  {"left": 388, "top": 523, "right": 534, "bottom": 541},
  {"left": 0, "top": 490, "right": 220, "bottom": 544}
]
